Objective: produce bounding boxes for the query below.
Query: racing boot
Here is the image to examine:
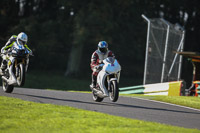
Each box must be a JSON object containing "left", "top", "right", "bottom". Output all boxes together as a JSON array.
[{"left": 90, "top": 75, "right": 97, "bottom": 89}]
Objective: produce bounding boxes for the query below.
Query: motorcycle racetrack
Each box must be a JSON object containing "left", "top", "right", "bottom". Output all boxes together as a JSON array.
[{"left": 0, "top": 87, "right": 200, "bottom": 130}]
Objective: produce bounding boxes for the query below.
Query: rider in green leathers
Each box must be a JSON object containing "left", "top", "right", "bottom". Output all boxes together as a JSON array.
[{"left": 0, "top": 32, "right": 32, "bottom": 72}]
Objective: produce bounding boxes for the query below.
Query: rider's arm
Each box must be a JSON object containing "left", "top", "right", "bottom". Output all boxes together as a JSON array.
[
  {"left": 90, "top": 52, "right": 99, "bottom": 70},
  {"left": 24, "top": 44, "right": 33, "bottom": 56},
  {"left": 1, "top": 46, "right": 6, "bottom": 53},
  {"left": 108, "top": 50, "right": 115, "bottom": 58},
  {"left": 1, "top": 35, "right": 17, "bottom": 53},
  {"left": 24, "top": 44, "right": 32, "bottom": 52},
  {"left": 108, "top": 50, "right": 120, "bottom": 64}
]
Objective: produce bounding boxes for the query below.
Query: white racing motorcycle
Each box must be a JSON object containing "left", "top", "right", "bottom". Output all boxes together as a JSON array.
[
  {"left": 91, "top": 57, "right": 121, "bottom": 102},
  {"left": 1, "top": 42, "right": 32, "bottom": 93}
]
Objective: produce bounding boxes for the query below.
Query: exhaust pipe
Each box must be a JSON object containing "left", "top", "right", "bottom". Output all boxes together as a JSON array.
[
  {"left": 1, "top": 76, "right": 8, "bottom": 82},
  {"left": 1, "top": 76, "right": 17, "bottom": 85},
  {"left": 97, "top": 91, "right": 105, "bottom": 98},
  {"left": 92, "top": 88, "right": 107, "bottom": 98}
]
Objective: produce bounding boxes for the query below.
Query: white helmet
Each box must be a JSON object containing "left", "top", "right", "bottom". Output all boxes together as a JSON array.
[{"left": 17, "top": 32, "right": 28, "bottom": 45}]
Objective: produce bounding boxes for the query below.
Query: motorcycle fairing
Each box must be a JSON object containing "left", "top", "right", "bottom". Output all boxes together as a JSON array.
[
  {"left": 2, "top": 64, "right": 17, "bottom": 85},
  {"left": 97, "top": 59, "right": 121, "bottom": 97},
  {"left": 97, "top": 70, "right": 109, "bottom": 97},
  {"left": 102, "top": 59, "right": 121, "bottom": 74},
  {"left": 2, "top": 42, "right": 27, "bottom": 85}
]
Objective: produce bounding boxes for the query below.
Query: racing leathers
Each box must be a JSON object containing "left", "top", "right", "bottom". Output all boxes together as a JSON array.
[
  {"left": 1, "top": 35, "right": 32, "bottom": 71},
  {"left": 90, "top": 49, "right": 115, "bottom": 88}
]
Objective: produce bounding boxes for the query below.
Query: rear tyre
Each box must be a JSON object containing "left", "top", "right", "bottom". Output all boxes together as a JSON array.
[
  {"left": 109, "top": 80, "right": 119, "bottom": 102},
  {"left": 92, "top": 91, "right": 104, "bottom": 102},
  {"left": 2, "top": 79, "right": 14, "bottom": 93}
]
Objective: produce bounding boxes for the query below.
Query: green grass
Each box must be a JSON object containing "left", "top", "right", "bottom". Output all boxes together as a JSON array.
[
  {"left": 23, "top": 70, "right": 140, "bottom": 91},
  {"left": 121, "top": 94, "right": 200, "bottom": 109},
  {"left": 0, "top": 96, "right": 199, "bottom": 133},
  {"left": 24, "top": 70, "right": 90, "bottom": 91}
]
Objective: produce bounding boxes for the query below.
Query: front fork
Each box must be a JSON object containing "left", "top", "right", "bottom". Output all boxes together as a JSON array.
[
  {"left": 14, "top": 59, "right": 25, "bottom": 77},
  {"left": 107, "top": 76, "right": 111, "bottom": 92},
  {"left": 107, "top": 74, "right": 118, "bottom": 92},
  {"left": 6, "top": 58, "right": 26, "bottom": 83},
  {"left": 15, "top": 60, "right": 19, "bottom": 77},
  {"left": 107, "top": 71, "right": 120, "bottom": 92}
]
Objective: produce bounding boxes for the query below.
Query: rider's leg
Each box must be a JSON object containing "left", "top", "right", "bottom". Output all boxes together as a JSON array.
[
  {"left": 91, "top": 72, "right": 98, "bottom": 88},
  {"left": 92, "top": 74, "right": 97, "bottom": 87},
  {"left": 1, "top": 55, "right": 7, "bottom": 71},
  {"left": 1, "top": 60, "right": 7, "bottom": 70}
]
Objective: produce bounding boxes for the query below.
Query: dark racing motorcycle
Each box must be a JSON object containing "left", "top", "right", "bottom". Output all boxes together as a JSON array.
[{"left": 1, "top": 42, "right": 32, "bottom": 93}]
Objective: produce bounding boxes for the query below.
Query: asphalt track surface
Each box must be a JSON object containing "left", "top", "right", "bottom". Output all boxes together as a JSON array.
[{"left": 0, "top": 87, "right": 200, "bottom": 130}]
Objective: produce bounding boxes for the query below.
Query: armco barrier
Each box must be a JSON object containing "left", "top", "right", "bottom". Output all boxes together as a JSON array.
[{"left": 119, "top": 81, "right": 183, "bottom": 96}]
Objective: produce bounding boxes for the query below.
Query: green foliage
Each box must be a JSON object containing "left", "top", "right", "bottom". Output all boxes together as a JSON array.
[
  {"left": 0, "top": 0, "right": 19, "bottom": 42},
  {"left": 0, "top": 96, "right": 199, "bottom": 132},
  {"left": 1, "top": 0, "right": 200, "bottom": 85}
]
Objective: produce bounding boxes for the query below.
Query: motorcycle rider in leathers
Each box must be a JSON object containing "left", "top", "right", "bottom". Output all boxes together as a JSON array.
[
  {"left": 90, "top": 41, "right": 115, "bottom": 89},
  {"left": 0, "top": 32, "right": 32, "bottom": 73}
]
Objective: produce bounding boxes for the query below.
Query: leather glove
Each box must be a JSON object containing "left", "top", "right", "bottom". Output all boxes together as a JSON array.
[{"left": 95, "top": 64, "right": 104, "bottom": 70}]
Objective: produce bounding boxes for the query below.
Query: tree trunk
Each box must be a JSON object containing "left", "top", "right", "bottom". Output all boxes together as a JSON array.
[
  {"left": 65, "top": 24, "right": 87, "bottom": 77},
  {"left": 64, "top": 41, "right": 83, "bottom": 77}
]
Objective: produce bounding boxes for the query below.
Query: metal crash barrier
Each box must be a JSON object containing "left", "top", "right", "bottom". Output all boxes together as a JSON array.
[{"left": 119, "top": 81, "right": 185, "bottom": 96}]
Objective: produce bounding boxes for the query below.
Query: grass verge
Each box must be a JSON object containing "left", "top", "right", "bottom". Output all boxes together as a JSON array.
[
  {"left": 22, "top": 70, "right": 140, "bottom": 91},
  {"left": 121, "top": 94, "right": 200, "bottom": 109},
  {"left": 0, "top": 96, "right": 199, "bottom": 133},
  {"left": 23, "top": 70, "right": 90, "bottom": 91}
]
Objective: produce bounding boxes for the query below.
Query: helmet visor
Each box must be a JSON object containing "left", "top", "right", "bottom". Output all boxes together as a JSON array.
[
  {"left": 99, "top": 48, "right": 107, "bottom": 53},
  {"left": 18, "top": 40, "right": 26, "bottom": 45}
]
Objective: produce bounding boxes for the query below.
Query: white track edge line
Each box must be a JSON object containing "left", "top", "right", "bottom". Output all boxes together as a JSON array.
[{"left": 121, "top": 96, "right": 200, "bottom": 112}]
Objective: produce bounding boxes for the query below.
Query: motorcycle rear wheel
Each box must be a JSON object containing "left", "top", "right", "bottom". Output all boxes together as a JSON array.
[
  {"left": 2, "top": 79, "right": 14, "bottom": 93},
  {"left": 109, "top": 80, "right": 119, "bottom": 102},
  {"left": 92, "top": 91, "right": 104, "bottom": 102}
]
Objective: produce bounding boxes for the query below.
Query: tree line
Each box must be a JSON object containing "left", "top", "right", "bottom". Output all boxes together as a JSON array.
[{"left": 0, "top": 0, "right": 200, "bottom": 85}]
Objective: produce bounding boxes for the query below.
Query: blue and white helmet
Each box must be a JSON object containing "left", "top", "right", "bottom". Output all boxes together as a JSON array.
[
  {"left": 98, "top": 41, "right": 108, "bottom": 54},
  {"left": 17, "top": 32, "right": 28, "bottom": 45}
]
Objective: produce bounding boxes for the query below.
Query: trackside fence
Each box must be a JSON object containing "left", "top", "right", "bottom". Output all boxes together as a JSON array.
[{"left": 142, "top": 14, "right": 185, "bottom": 85}]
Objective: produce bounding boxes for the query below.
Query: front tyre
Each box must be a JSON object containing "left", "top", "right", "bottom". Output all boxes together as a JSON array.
[
  {"left": 16, "top": 64, "right": 25, "bottom": 87},
  {"left": 2, "top": 79, "right": 14, "bottom": 93},
  {"left": 109, "top": 80, "right": 119, "bottom": 102}
]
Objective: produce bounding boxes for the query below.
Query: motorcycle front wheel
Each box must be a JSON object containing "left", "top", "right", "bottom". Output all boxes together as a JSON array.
[
  {"left": 16, "top": 64, "right": 25, "bottom": 87},
  {"left": 109, "top": 80, "right": 119, "bottom": 102},
  {"left": 92, "top": 91, "right": 104, "bottom": 102},
  {"left": 2, "top": 79, "right": 14, "bottom": 93}
]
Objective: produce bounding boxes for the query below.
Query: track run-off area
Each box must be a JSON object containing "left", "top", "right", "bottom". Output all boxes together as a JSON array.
[{"left": 0, "top": 87, "right": 200, "bottom": 130}]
